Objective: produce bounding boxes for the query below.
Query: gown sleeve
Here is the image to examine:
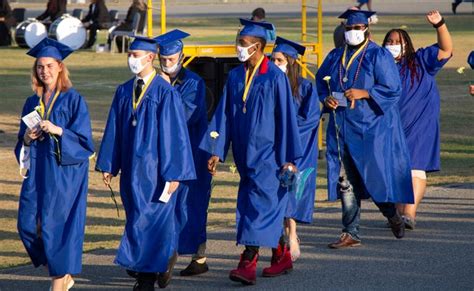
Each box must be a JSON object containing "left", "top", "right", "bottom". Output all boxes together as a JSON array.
[
  {"left": 297, "top": 79, "right": 321, "bottom": 135},
  {"left": 315, "top": 50, "right": 337, "bottom": 114},
  {"left": 158, "top": 88, "right": 197, "bottom": 182},
  {"left": 95, "top": 87, "right": 123, "bottom": 176},
  {"left": 14, "top": 97, "right": 36, "bottom": 163},
  {"left": 274, "top": 73, "right": 303, "bottom": 166},
  {"left": 199, "top": 78, "right": 232, "bottom": 162},
  {"left": 367, "top": 48, "right": 402, "bottom": 114},
  {"left": 418, "top": 44, "right": 451, "bottom": 76},
  {"left": 59, "top": 93, "right": 94, "bottom": 166}
]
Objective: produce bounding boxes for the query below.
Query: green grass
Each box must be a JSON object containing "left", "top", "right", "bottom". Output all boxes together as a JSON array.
[{"left": 0, "top": 13, "right": 473, "bottom": 268}]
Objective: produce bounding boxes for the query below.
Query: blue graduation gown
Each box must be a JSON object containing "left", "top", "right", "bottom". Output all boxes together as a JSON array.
[
  {"left": 95, "top": 73, "right": 196, "bottom": 273},
  {"left": 397, "top": 44, "right": 450, "bottom": 172},
  {"left": 171, "top": 68, "right": 212, "bottom": 255},
  {"left": 285, "top": 78, "right": 320, "bottom": 224},
  {"left": 316, "top": 41, "right": 414, "bottom": 203},
  {"left": 14, "top": 88, "right": 94, "bottom": 277},
  {"left": 200, "top": 57, "right": 303, "bottom": 248}
]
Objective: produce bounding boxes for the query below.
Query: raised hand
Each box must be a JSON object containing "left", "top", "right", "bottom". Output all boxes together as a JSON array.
[{"left": 426, "top": 10, "right": 442, "bottom": 25}]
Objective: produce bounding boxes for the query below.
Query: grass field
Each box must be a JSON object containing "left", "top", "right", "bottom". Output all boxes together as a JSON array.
[{"left": 0, "top": 13, "right": 473, "bottom": 269}]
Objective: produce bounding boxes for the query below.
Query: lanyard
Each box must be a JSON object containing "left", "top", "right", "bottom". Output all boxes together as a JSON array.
[
  {"left": 340, "top": 38, "right": 369, "bottom": 79},
  {"left": 242, "top": 55, "right": 265, "bottom": 104},
  {"left": 132, "top": 70, "right": 157, "bottom": 111},
  {"left": 39, "top": 90, "right": 60, "bottom": 120}
]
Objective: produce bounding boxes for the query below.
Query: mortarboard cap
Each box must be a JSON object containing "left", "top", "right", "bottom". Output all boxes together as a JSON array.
[
  {"left": 273, "top": 36, "right": 306, "bottom": 59},
  {"left": 154, "top": 29, "right": 190, "bottom": 56},
  {"left": 468, "top": 51, "right": 474, "bottom": 69},
  {"left": 26, "top": 37, "right": 74, "bottom": 61},
  {"left": 238, "top": 18, "right": 274, "bottom": 39},
  {"left": 338, "top": 9, "right": 376, "bottom": 25},
  {"left": 129, "top": 36, "right": 158, "bottom": 53}
]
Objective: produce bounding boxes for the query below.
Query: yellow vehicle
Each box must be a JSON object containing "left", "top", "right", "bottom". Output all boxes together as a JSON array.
[{"left": 147, "top": 0, "right": 324, "bottom": 152}]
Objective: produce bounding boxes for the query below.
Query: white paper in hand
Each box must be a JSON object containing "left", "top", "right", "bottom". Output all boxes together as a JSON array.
[
  {"left": 22, "top": 110, "right": 42, "bottom": 130},
  {"left": 158, "top": 182, "right": 172, "bottom": 203}
]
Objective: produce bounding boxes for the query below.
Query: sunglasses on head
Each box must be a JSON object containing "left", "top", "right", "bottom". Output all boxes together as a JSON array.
[{"left": 344, "top": 25, "right": 367, "bottom": 31}]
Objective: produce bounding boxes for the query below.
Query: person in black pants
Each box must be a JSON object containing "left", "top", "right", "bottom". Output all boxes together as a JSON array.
[
  {"left": 107, "top": 0, "right": 146, "bottom": 52},
  {"left": 36, "top": 0, "right": 67, "bottom": 24},
  {"left": 82, "top": 0, "right": 110, "bottom": 49},
  {"left": 0, "top": 0, "right": 13, "bottom": 46},
  {"left": 452, "top": 0, "right": 461, "bottom": 14}
]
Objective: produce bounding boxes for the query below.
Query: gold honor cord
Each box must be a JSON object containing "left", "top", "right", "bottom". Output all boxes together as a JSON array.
[
  {"left": 39, "top": 90, "right": 61, "bottom": 120},
  {"left": 241, "top": 56, "right": 265, "bottom": 113},
  {"left": 341, "top": 38, "right": 369, "bottom": 82},
  {"left": 39, "top": 90, "right": 62, "bottom": 161},
  {"left": 133, "top": 70, "right": 157, "bottom": 111}
]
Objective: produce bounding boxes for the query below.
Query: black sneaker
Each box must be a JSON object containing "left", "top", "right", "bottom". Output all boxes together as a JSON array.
[
  {"left": 180, "top": 259, "right": 209, "bottom": 276},
  {"left": 388, "top": 213, "right": 405, "bottom": 239},
  {"left": 133, "top": 278, "right": 155, "bottom": 291},
  {"left": 157, "top": 252, "right": 178, "bottom": 288}
]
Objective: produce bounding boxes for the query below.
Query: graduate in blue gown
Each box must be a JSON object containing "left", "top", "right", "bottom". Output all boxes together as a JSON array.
[
  {"left": 271, "top": 36, "right": 320, "bottom": 262},
  {"left": 14, "top": 38, "right": 94, "bottom": 290},
  {"left": 316, "top": 10, "right": 414, "bottom": 248},
  {"left": 154, "top": 29, "right": 212, "bottom": 277},
  {"left": 95, "top": 36, "right": 196, "bottom": 289},
  {"left": 200, "top": 18, "right": 302, "bottom": 285},
  {"left": 382, "top": 10, "right": 453, "bottom": 230}
]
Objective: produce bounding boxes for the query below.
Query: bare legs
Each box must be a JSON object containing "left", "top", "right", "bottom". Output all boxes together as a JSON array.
[
  {"left": 284, "top": 218, "right": 300, "bottom": 261},
  {"left": 397, "top": 176, "right": 427, "bottom": 219}
]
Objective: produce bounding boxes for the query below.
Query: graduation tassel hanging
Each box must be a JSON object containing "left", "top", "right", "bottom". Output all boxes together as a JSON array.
[{"left": 107, "top": 184, "right": 120, "bottom": 217}]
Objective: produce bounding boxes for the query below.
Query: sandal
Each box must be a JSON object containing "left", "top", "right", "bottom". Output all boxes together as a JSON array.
[{"left": 402, "top": 215, "right": 416, "bottom": 230}]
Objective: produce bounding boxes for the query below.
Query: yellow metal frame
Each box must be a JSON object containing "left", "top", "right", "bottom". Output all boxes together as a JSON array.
[{"left": 149, "top": 0, "right": 324, "bottom": 152}]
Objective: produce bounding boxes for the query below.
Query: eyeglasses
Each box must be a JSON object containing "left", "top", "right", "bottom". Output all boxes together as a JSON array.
[{"left": 344, "top": 25, "right": 367, "bottom": 31}]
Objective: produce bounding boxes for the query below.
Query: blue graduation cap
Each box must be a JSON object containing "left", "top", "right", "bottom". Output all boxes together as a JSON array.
[
  {"left": 239, "top": 18, "right": 274, "bottom": 39},
  {"left": 129, "top": 36, "right": 158, "bottom": 53},
  {"left": 273, "top": 36, "right": 306, "bottom": 59},
  {"left": 338, "top": 9, "right": 376, "bottom": 25},
  {"left": 154, "top": 29, "right": 190, "bottom": 56},
  {"left": 26, "top": 37, "right": 74, "bottom": 61},
  {"left": 468, "top": 50, "right": 474, "bottom": 69}
]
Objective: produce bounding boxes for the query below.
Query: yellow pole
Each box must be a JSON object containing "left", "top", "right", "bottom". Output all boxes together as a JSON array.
[
  {"left": 317, "top": 0, "right": 323, "bottom": 67},
  {"left": 161, "top": 0, "right": 167, "bottom": 34},
  {"left": 301, "top": 0, "right": 307, "bottom": 42},
  {"left": 301, "top": 0, "right": 307, "bottom": 78},
  {"left": 317, "top": 0, "right": 324, "bottom": 155},
  {"left": 147, "top": 0, "right": 153, "bottom": 38}
]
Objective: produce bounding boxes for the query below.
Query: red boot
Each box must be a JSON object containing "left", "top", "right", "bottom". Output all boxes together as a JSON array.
[
  {"left": 262, "top": 243, "right": 293, "bottom": 277},
  {"left": 229, "top": 253, "right": 258, "bottom": 285}
]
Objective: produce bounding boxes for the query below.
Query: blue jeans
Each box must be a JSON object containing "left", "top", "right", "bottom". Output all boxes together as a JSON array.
[{"left": 339, "top": 149, "right": 397, "bottom": 240}]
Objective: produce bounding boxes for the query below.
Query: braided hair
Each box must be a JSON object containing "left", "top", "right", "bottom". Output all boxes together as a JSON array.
[{"left": 383, "top": 29, "right": 420, "bottom": 88}]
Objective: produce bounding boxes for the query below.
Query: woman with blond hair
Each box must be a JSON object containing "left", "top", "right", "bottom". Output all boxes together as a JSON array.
[{"left": 14, "top": 38, "right": 94, "bottom": 291}]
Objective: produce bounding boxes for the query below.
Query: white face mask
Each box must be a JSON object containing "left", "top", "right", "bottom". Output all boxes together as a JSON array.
[
  {"left": 385, "top": 44, "right": 402, "bottom": 59},
  {"left": 277, "top": 63, "right": 288, "bottom": 73},
  {"left": 236, "top": 43, "right": 257, "bottom": 62},
  {"left": 128, "top": 54, "right": 150, "bottom": 75},
  {"left": 161, "top": 55, "right": 182, "bottom": 75},
  {"left": 344, "top": 28, "right": 367, "bottom": 46}
]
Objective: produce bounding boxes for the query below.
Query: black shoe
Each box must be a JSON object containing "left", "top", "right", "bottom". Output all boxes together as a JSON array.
[
  {"left": 157, "top": 252, "right": 178, "bottom": 288},
  {"left": 180, "top": 259, "right": 209, "bottom": 276},
  {"left": 388, "top": 212, "right": 405, "bottom": 239},
  {"left": 452, "top": 2, "right": 459, "bottom": 14},
  {"left": 133, "top": 278, "right": 155, "bottom": 291}
]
